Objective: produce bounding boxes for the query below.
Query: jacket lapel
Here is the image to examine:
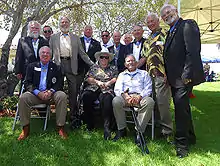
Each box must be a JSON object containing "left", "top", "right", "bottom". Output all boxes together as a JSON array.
[
  {"left": 35, "top": 62, "right": 41, "bottom": 85},
  {"left": 164, "top": 18, "right": 183, "bottom": 54},
  {"left": 80, "top": 37, "right": 86, "bottom": 51},
  {"left": 26, "top": 37, "right": 35, "bottom": 55}
]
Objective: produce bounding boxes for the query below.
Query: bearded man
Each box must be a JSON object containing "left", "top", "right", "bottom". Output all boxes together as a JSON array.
[{"left": 15, "top": 21, "right": 49, "bottom": 81}]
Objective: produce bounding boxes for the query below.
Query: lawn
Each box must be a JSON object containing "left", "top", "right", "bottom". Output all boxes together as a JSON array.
[{"left": 0, "top": 82, "right": 220, "bottom": 166}]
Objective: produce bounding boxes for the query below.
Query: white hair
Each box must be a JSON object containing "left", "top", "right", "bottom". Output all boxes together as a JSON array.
[
  {"left": 160, "top": 4, "right": 177, "bottom": 16},
  {"left": 27, "top": 21, "right": 41, "bottom": 32},
  {"left": 59, "top": 16, "right": 70, "bottom": 25},
  {"left": 39, "top": 46, "right": 52, "bottom": 56}
]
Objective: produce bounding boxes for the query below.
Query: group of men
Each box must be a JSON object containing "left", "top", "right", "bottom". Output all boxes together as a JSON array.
[{"left": 14, "top": 3, "right": 204, "bottom": 158}]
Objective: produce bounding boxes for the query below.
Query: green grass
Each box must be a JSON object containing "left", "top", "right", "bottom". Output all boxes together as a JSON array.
[{"left": 0, "top": 82, "right": 220, "bottom": 165}]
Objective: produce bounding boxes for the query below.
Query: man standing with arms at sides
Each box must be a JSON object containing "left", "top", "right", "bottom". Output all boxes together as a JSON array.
[
  {"left": 15, "top": 21, "right": 49, "bottom": 82},
  {"left": 141, "top": 13, "right": 173, "bottom": 141},
  {"left": 124, "top": 25, "right": 146, "bottom": 70},
  {"left": 43, "top": 25, "right": 53, "bottom": 41},
  {"left": 49, "top": 16, "right": 94, "bottom": 128},
  {"left": 100, "top": 30, "right": 113, "bottom": 49},
  {"left": 80, "top": 25, "right": 101, "bottom": 73},
  {"left": 161, "top": 4, "right": 205, "bottom": 158},
  {"left": 108, "top": 31, "right": 126, "bottom": 72},
  {"left": 123, "top": 33, "right": 133, "bottom": 45}
]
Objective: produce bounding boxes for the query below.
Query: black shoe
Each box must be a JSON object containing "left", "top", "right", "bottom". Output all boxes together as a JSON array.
[
  {"left": 70, "top": 116, "right": 82, "bottom": 130},
  {"left": 113, "top": 128, "right": 127, "bottom": 142},
  {"left": 176, "top": 148, "right": 189, "bottom": 158},
  {"left": 104, "top": 129, "right": 111, "bottom": 140}
]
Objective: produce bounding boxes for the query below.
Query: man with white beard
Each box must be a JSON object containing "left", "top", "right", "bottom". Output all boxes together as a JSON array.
[
  {"left": 50, "top": 16, "right": 94, "bottom": 128},
  {"left": 15, "top": 21, "right": 49, "bottom": 81}
]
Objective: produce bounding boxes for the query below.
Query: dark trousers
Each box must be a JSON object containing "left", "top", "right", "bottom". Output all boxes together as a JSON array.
[
  {"left": 171, "top": 86, "right": 196, "bottom": 150},
  {"left": 82, "top": 90, "right": 114, "bottom": 130}
]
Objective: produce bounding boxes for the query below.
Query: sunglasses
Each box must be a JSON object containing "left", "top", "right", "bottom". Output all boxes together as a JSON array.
[
  {"left": 100, "top": 56, "right": 109, "bottom": 60},
  {"left": 102, "top": 34, "right": 109, "bottom": 37},
  {"left": 43, "top": 30, "right": 52, "bottom": 33}
]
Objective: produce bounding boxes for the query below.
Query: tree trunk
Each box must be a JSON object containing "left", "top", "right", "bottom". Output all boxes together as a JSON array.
[{"left": 0, "top": 0, "right": 27, "bottom": 99}]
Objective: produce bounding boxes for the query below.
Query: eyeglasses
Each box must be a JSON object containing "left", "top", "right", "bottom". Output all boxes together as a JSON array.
[
  {"left": 43, "top": 30, "right": 52, "bottom": 33},
  {"left": 100, "top": 56, "right": 109, "bottom": 60},
  {"left": 102, "top": 34, "right": 109, "bottom": 37}
]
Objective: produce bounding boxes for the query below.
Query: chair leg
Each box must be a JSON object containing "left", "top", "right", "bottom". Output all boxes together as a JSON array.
[
  {"left": 131, "top": 108, "right": 149, "bottom": 154},
  {"left": 12, "top": 105, "right": 19, "bottom": 131},
  {"left": 152, "top": 109, "right": 154, "bottom": 140},
  {"left": 43, "top": 106, "right": 50, "bottom": 131}
]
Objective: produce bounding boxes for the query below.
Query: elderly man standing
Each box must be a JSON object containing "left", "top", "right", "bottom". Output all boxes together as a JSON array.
[
  {"left": 49, "top": 16, "right": 94, "bottom": 127},
  {"left": 17, "top": 46, "right": 68, "bottom": 140},
  {"left": 123, "top": 33, "right": 133, "bottom": 45},
  {"left": 140, "top": 13, "right": 173, "bottom": 141},
  {"left": 112, "top": 55, "right": 154, "bottom": 144},
  {"left": 108, "top": 31, "right": 126, "bottom": 72},
  {"left": 80, "top": 25, "right": 101, "bottom": 73},
  {"left": 15, "top": 21, "right": 49, "bottom": 81},
  {"left": 161, "top": 4, "right": 205, "bottom": 158},
  {"left": 124, "top": 25, "right": 146, "bottom": 70}
]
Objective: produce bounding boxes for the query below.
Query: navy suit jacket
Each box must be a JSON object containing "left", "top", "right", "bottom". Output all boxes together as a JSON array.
[
  {"left": 108, "top": 44, "right": 126, "bottom": 73},
  {"left": 24, "top": 61, "right": 62, "bottom": 93},
  {"left": 15, "top": 36, "right": 49, "bottom": 77},
  {"left": 79, "top": 37, "right": 101, "bottom": 73},
  {"left": 163, "top": 18, "right": 205, "bottom": 87},
  {"left": 124, "top": 37, "right": 146, "bottom": 70}
]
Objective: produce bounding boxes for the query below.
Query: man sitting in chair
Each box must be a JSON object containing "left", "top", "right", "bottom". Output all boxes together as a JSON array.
[
  {"left": 112, "top": 55, "right": 155, "bottom": 144},
  {"left": 82, "top": 47, "right": 118, "bottom": 140},
  {"left": 17, "top": 46, "right": 68, "bottom": 140}
]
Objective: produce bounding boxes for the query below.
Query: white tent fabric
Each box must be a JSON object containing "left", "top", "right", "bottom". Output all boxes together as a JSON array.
[{"left": 181, "top": 0, "right": 220, "bottom": 43}]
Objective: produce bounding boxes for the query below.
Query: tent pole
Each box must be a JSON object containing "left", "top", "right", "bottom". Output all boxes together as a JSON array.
[{"left": 178, "top": 0, "right": 181, "bottom": 16}]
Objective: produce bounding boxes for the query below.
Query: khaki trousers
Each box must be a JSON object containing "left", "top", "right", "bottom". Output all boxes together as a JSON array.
[
  {"left": 18, "top": 91, "right": 67, "bottom": 127},
  {"left": 153, "top": 76, "right": 173, "bottom": 135},
  {"left": 112, "top": 96, "right": 154, "bottom": 133}
]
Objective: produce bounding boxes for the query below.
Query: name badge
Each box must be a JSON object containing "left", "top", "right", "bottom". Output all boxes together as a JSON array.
[
  {"left": 34, "top": 67, "right": 41, "bottom": 71},
  {"left": 156, "top": 41, "right": 164, "bottom": 45}
]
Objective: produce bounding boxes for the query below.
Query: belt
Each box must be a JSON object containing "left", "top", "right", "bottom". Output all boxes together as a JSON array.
[{"left": 60, "top": 56, "right": 70, "bottom": 60}]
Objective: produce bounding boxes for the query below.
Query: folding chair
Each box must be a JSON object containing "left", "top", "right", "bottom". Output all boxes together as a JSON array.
[{"left": 12, "top": 84, "right": 51, "bottom": 131}]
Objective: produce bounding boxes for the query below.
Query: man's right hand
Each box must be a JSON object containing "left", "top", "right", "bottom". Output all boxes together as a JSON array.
[
  {"left": 37, "top": 91, "right": 47, "bottom": 101},
  {"left": 16, "top": 74, "right": 22, "bottom": 80}
]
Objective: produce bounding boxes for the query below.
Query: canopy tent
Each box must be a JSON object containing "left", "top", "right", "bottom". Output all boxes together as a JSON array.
[
  {"left": 201, "top": 56, "right": 220, "bottom": 63},
  {"left": 180, "top": 0, "right": 220, "bottom": 43}
]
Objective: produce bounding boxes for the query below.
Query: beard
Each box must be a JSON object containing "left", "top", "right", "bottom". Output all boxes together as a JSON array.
[
  {"left": 60, "top": 26, "right": 70, "bottom": 33},
  {"left": 165, "top": 13, "right": 177, "bottom": 25},
  {"left": 29, "top": 31, "right": 39, "bottom": 38}
]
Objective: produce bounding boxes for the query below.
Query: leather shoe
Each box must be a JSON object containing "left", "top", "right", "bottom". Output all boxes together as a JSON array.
[
  {"left": 57, "top": 126, "right": 68, "bottom": 139},
  {"left": 176, "top": 148, "right": 188, "bottom": 158},
  {"left": 17, "top": 124, "right": 30, "bottom": 141},
  {"left": 113, "top": 128, "right": 127, "bottom": 141}
]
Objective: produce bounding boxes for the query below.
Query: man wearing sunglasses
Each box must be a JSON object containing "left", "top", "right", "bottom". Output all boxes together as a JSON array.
[
  {"left": 43, "top": 25, "right": 53, "bottom": 41},
  {"left": 100, "top": 30, "right": 113, "bottom": 49}
]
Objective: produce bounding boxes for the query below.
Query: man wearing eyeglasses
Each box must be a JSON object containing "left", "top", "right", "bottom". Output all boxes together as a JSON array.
[
  {"left": 100, "top": 30, "right": 113, "bottom": 49},
  {"left": 160, "top": 4, "right": 205, "bottom": 158},
  {"left": 43, "top": 25, "right": 53, "bottom": 41}
]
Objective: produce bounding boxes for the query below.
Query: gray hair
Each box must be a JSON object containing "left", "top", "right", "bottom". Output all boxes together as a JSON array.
[
  {"left": 59, "top": 16, "right": 70, "bottom": 25},
  {"left": 27, "top": 21, "right": 41, "bottom": 32},
  {"left": 125, "top": 54, "right": 137, "bottom": 62},
  {"left": 39, "top": 46, "right": 52, "bottom": 56},
  {"left": 160, "top": 4, "right": 177, "bottom": 16},
  {"left": 147, "top": 12, "right": 159, "bottom": 22}
]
